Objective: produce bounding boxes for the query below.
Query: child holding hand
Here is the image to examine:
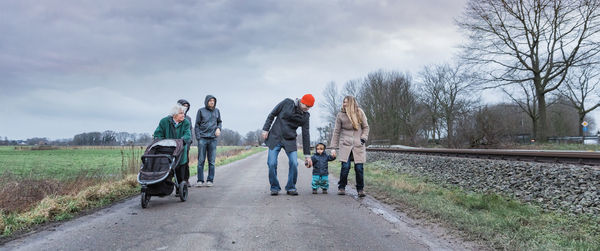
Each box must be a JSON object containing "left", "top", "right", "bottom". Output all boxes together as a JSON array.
[{"left": 308, "top": 143, "right": 336, "bottom": 194}]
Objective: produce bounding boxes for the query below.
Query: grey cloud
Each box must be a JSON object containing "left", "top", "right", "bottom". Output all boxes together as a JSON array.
[
  {"left": 0, "top": 0, "right": 469, "bottom": 139},
  {"left": 1, "top": 0, "right": 465, "bottom": 76}
]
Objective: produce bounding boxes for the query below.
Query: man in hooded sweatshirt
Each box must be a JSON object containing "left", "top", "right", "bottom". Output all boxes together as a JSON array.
[
  {"left": 177, "top": 99, "right": 192, "bottom": 186},
  {"left": 195, "top": 95, "right": 222, "bottom": 187},
  {"left": 262, "top": 94, "right": 314, "bottom": 196}
]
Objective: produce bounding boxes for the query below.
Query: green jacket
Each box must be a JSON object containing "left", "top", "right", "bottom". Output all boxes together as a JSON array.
[{"left": 153, "top": 116, "right": 192, "bottom": 165}]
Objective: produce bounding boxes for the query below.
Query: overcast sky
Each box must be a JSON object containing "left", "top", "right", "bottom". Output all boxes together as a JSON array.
[{"left": 0, "top": 0, "right": 471, "bottom": 140}]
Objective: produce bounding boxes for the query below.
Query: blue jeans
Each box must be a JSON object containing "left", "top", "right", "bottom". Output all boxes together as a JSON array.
[
  {"left": 267, "top": 143, "right": 298, "bottom": 192},
  {"left": 338, "top": 154, "right": 364, "bottom": 191},
  {"left": 197, "top": 138, "right": 217, "bottom": 182}
]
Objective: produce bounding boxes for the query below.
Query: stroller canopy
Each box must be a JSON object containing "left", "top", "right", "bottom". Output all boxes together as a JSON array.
[{"left": 144, "top": 139, "right": 185, "bottom": 157}]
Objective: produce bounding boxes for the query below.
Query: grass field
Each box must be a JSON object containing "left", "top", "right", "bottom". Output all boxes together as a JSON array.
[
  {"left": 0, "top": 145, "right": 246, "bottom": 180},
  {"left": 0, "top": 146, "right": 144, "bottom": 180}
]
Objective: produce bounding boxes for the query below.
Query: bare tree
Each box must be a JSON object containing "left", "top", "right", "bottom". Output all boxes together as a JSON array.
[
  {"left": 361, "top": 70, "right": 424, "bottom": 145},
  {"left": 218, "top": 128, "right": 242, "bottom": 146},
  {"left": 320, "top": 82, "right": 341, "bottom": 128},
  {"left": 317, "top": 124, "right": 334, "bottom": 144},
  {"left": 243, "top": 129, "right": 265, "bottom": 146},
  {"left": 458, "top": 0, "right": 600, "bottom": 142},
  {"left": 419, "top": 85, "right": 443, "bottom": 144},
  {"left": 116, "top": 132, "right": 131, "bottom": 145},
  {"left": 244, "top": 131, "right": 257, "bottom": 146},
  {"left": 559, "top": 64, "right": 600, "bottom": 136},
  {"left": 503, "top": 82, "right": 540, "bottom": 139},
  {"left": 419, "top": 63, "right": 476, "bottom": 147},
  {"left": 418, "top": 66, "right": 444, "bottom": 144},
  {"left": 547, "top": 98, "right": 582, "bottom": 137},
  {"left": 342, "top": 79, "right": 361, "bottom": 99}
]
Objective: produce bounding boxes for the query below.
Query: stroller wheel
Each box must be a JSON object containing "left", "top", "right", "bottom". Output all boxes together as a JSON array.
[
  {"left": 141, "top": 191, "right": 150, "bottom": 208},
  {"left": 179, "top": 181, "right": 188, "bottom": 202}
]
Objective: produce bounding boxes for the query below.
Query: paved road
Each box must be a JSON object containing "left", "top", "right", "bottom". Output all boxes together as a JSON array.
[{"left": 2, "top": 151, "right": 463, "bottom": 250}]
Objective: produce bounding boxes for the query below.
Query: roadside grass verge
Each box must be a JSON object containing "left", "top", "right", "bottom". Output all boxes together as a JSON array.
[
  {"left": 0, "top": 146, "right": 266, "bottom": 240},
  {"left": 0, "top": 175, "right": 139, "bottom": 238},
  {"left": 0, "top": 146, "right": 143, "bottom": 213},
  {"left": 330, "top": 161, "right": 600, "bottom": 250}
]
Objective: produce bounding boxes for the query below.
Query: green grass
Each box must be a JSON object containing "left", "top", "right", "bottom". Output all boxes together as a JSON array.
[
  {"left": 0, "top": 146, "right": 144, "bottom": 180},
  {"left": 331, "top": 161, "right": 600, "bottom": 250},
  {"left": 0, "top": 146, "right": 265, "bottom": 181}
]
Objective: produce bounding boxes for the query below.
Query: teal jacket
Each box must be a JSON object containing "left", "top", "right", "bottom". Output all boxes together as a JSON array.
[{"left": 153, "top": 116, "right": 192, "bottom": 165}]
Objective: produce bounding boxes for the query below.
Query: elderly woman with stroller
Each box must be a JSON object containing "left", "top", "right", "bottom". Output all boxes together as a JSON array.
[
  {"left": 330, "top": 96, "right": 370, "bottom": 197},
  {"left": 153, "top": 104, "right": 192, "bottom": 189}
]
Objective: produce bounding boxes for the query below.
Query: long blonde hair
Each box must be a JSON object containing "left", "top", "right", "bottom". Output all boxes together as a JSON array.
[{"left": 341, "top": 96, "right": 362, "bottom": 130}]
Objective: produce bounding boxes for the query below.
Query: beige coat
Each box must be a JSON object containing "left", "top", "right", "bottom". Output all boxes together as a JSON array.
[{"left": 329, "top": 109, "right": 370, "bottom": 163}]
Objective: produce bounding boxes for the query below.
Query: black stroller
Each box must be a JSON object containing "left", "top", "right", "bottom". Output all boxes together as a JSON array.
[{"left": 137, "top": 139, "right": 189, "bottom": 208}]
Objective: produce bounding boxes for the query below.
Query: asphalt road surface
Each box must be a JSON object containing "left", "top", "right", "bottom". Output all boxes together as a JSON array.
[{"left": 2, "top": 151, "right": 466, "bottom": 251}]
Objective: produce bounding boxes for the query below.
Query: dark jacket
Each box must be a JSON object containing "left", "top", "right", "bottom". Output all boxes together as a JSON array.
[
  {"left": 194, "top": 95, "right": 223, "bottom": 139},
  {"left": 310, "top": 143, "right": 336, "bottom": 176},
  {"left": 262, "top": 98, "right": 311, "bottom": 155},
  {"left": 177, "top": 99, "right": 193, "bottom": 165},
  {"left": 153, "top": 116, "right": 192, "bottom": 165}
]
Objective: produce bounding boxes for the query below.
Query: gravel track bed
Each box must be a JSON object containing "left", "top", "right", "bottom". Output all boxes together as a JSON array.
[{"left": 369, "top": 152, "right": 600, "bottom": 216}]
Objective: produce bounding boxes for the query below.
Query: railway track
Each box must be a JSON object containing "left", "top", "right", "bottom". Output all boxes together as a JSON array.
[{"left": 366, "top": 147, "right": 600, "bottom": 166}]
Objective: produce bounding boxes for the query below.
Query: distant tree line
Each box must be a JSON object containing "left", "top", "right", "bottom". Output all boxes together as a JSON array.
[
  {"left": 220, "top": 129, "right": 266, "bottom": 146},
  {"left": 72, "top": 131, "right": 153, "bottom": 146},
  {"left": 1, "top": 127, "right": 271, "bottom": 147},
  {"left": 0, "top": 131, "right": 154, "bottom": 146},
  {"left": 318, "top": 69, "right": 597, "bottom": 148}
]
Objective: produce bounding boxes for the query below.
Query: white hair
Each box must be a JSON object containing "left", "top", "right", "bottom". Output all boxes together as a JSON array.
[{"left": 169, "top": 104, "right": 186, "bottom": 116}]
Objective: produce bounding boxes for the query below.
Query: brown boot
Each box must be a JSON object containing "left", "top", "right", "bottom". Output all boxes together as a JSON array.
[
  {"left": 322, "top": 189, "right": 328, "bottom": 194},
  {"left": 358, "top": 190, "right": 366, "bottom": 197},
  {"left": 337, "top": 189, "right": 345, "bottom": 195}
]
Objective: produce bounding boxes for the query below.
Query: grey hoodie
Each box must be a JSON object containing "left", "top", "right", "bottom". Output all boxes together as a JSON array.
[{"left": 194, "top": 95, "right": 223, "bottom": 139}]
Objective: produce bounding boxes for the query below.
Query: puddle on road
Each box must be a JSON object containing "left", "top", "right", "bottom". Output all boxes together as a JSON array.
[{"left": 369, "top": 207, "right": 401, "bottom": 223}]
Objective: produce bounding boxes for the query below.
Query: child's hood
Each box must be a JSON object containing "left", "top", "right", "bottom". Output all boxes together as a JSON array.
[{"left": 315, "top": 142, "right": 327, "bottom": 154}]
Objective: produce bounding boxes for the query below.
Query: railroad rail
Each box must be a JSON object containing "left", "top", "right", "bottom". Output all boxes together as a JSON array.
[{"left": 366, "top": 147, "right": 600, "bottom": 166}]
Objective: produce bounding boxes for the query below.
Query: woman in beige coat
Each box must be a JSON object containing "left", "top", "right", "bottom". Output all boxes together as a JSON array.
[{"left": 330, "top": 96, "right": 369, "bottom": 197}]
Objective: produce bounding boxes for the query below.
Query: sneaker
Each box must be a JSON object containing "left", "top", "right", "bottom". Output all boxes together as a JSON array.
[
  {"left": 271, "top": 190, "right": 279, "bottom": 196},
  {"left": 312, "top": 189, "right": 317, "bottom": 194},
  {"left": 206, "top": 181, "right": 213, "bottom": 187},
  {"left": 322, "top": 189, "right": 328, "bottom": 194},
  {"left": 358, "top": 190, "right": 366, "bottom": 197},
  {"left": 195, "top": 181, "right": 204, "bottom": 187},
  {"left": 337, "top": 189, "right": 345, "bottom": 195},
  {"left": 286, "top": 190, "right": 298, "bottom": 196}
]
